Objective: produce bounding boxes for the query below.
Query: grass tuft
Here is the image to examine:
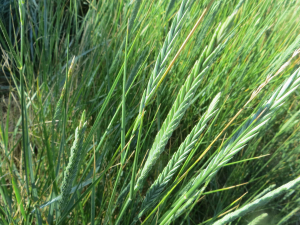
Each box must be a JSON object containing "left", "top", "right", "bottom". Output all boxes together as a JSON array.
[{"left": 0, "top": 0, "right": 300, "bottom": 224}]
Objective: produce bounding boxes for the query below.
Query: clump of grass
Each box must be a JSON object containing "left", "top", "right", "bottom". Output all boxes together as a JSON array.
[{"left": 0, "top": 0, "right": 300, "bottom": 224}]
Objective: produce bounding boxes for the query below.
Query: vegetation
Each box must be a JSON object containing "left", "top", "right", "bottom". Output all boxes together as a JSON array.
[{"left": 0, "top": 0, "right": 300, "bottom": 224}]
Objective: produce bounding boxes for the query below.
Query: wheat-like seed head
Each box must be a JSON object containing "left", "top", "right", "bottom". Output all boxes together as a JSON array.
[
  {"left": 134, "top": 93, "right": 220, "bottom": 221},
  {"left": 134, "top": 64, "right": 209, "bottom": 191},
  {"left": 54, "top": 56, "right": 76, "bottom": 120},
  {"left": 58, "top": 110, "right": 87, "bottom": 215},
  {"left": 144, "top": 0, "right": 191, "bottom": 105},
  {"left": 212, "top": 176, "right": 300, "bottom": 225},
  {"left": 248, "top": 213, "right": 269, "bottom": 225}
]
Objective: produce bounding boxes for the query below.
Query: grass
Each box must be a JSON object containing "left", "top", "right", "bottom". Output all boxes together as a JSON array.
[{"left": 0, "top": 0, "right": 300, "bottom": 224}]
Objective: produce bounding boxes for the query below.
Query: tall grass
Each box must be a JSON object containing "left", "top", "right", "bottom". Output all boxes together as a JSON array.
[{"left": 0, "top": 0, "right": 300, "bottom": 224}]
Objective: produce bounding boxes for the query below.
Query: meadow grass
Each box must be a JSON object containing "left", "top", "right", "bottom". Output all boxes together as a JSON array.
[{"left": 0, "top": 0, "right": 300, "bottom": 224}]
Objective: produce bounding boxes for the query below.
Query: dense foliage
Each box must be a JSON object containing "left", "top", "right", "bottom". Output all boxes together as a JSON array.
[{"left": 0, "top": 0, "right": 300, "bottom": 224}]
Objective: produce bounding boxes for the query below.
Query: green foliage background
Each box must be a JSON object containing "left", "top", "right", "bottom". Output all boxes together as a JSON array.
[{"left": 0, "top": 0, "right": 300, "bottom": 224}]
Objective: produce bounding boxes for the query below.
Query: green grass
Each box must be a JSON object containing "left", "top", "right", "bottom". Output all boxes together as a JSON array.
[{"left": 0, "top": 0, "right": 300, "bottom": 224}]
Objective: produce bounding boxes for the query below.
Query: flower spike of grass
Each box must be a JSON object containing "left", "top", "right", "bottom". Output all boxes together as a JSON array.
[
  {"left": 212, "top": 176, "right": 300, "bottom": 225},
  {"left": 135, "top": 65, "right": 209, "bottom": 192},
  {"left": 54, "top": 56, "right": 76, "bottom": 120},
  {"left": 248, "top": 213, "right": 268, "bottom": 225},
  {"left": 144, "top": 0, "right": 191, "bottom": 103},
  {"left": 58, "top": 111, "right": 87, "bottom": 217},
  {"left": 133, "top": 93, "right": 221, "bottom": 222}
]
